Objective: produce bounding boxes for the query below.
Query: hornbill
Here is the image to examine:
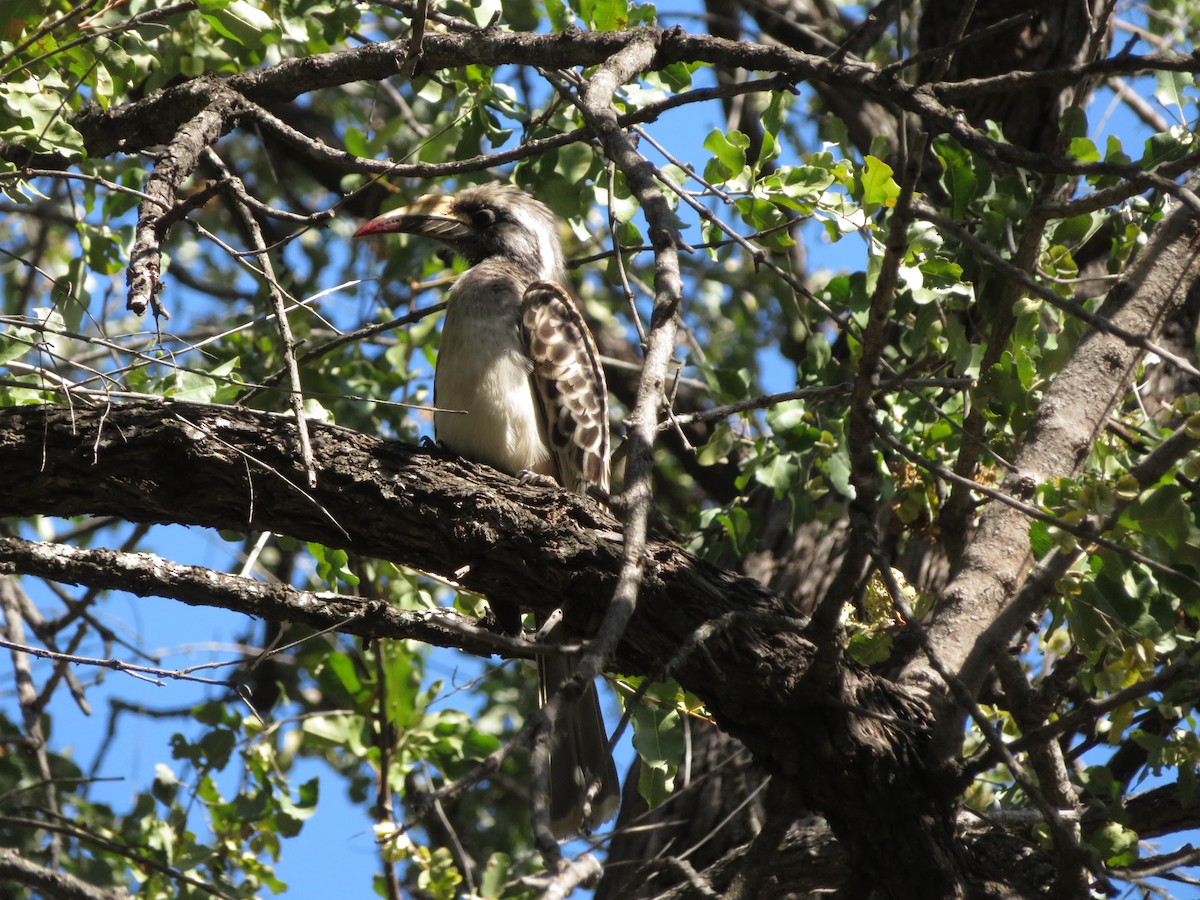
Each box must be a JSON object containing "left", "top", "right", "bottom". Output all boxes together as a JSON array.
[{"left": 354, "top": 183, "right": 621, "bottom": 837}]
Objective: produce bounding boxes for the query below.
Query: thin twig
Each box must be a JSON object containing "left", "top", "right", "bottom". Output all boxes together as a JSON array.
[
  {"left": 915, "top": 201, "right": 1200, "bottom": 383},
  {"left": 667, "top": 377, "right": 973, "bottom": 426},
  {"left": 0, "top": 636, "right": 238, "bottom": 688},
  {"left": 205, "top": 149, "right": 317, "bottom": 487},
  {"left": 1, "top": 580, "right": 63, "bottom": 865}
]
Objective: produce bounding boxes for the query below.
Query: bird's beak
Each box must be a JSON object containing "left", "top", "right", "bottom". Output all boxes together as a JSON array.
[{"left": 353, "top": 194, "right": 471, "bottom": 240}]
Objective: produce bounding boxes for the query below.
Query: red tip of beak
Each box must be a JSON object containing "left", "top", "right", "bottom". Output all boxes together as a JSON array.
[{"left": 353, "top": 219, "right": 386, "bottom": 238}]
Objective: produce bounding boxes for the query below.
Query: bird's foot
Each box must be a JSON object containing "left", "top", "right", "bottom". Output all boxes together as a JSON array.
[
  {"left": 518, "top": 469, "right": 559, "bottom": 489},
  {"left": 420, "top": 436, "right": 449, "bottom": 454}
]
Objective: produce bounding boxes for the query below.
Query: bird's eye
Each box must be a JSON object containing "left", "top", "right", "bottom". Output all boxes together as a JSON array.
[{"left": 471, "top": 207, "right": 498, "bottom": 229}]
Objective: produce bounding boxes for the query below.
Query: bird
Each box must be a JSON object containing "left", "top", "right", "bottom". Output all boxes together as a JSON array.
[{"left": 354, "top": 183, "right": 620, "bottom": 837}]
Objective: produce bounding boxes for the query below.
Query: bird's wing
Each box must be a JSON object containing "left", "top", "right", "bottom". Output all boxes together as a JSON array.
[{"left": 521, "top": 281, "right": 610, "bottom": 495}]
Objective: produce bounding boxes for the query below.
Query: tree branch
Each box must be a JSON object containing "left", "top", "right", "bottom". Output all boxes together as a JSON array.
[
  {"left": 0, "top": 847, "right": 131, "bottom": 900},
  {"left": 903, "top": 173, "right": 1200, "bottom": 731},
  {"left": 0, "top": 536, "right": 531, "bottom": 660}
]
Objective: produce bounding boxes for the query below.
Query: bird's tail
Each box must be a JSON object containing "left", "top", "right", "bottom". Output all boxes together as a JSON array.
[{"left": 538, "top": 649, "right": 621, "bottom": 837}]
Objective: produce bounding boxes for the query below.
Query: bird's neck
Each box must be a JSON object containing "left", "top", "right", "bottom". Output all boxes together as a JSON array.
[
  {"left": 469, "top": 253, "right": 563, "bottom": 286},
  {"left": 450, "top": 260, "right": 534, "bottom": 318}
]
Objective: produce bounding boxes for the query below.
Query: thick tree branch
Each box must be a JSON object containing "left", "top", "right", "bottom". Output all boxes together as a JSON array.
[
  {"left": 0, "top": 402, "right": 827, "bottom": 751},
  {"left": 0, "top": 401, "right": 943, "bottom": 880},
  {"left": 44, "top": 26, "right": 1197, "bottom": 212},
  {"left": 0, "top": 847, "right": 131, "bottom": 900},
  {"left": 903, "top": 174, "right": 1200, "bottom": 733},
  {"left": 124, "top": 82, "right": 251, "bottom": 316},
  {"left": 1120, "top": 782, "right": 1200, "bottom": 839}
]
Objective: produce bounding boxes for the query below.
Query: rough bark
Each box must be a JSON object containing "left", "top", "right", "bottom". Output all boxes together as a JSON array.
[
  {"left": 0, "top": 400, "right": 978, "bottom": 897},
  {"left": 588, "top": 6, "right": 1121, "bottom": 893},
  {"left": 903, "top": 174, "right": 1200, "bottom": 725},
  {"left": 0, "top": 848, "right": 131, "bottom": 900},
  {"left": 593, "top": 720, "right": 766, "bottom": 900},
  {"left": 918, "top": 0, "right": 1104, "bottom": 154}
]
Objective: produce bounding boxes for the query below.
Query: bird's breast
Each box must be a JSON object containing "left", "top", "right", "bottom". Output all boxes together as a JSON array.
[{"left": 434, "top": 284, "right": 553, "bottom": 478}]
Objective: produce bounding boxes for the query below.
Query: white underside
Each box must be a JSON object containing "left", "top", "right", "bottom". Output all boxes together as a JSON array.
[{"left": 434, "top": 295, "right": 553, "bottom": 478}]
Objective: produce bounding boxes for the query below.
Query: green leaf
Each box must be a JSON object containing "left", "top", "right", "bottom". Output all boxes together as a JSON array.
[
  {"left": 847, "top": 631, "right": 894, "bottom": 664},
  {"left": 303, "top": 713, "right": 368, "bottom": 756},
  {"left": 697, "top": 421, "right": 736, "bottom": 466},
  {"left": 629, "top": 682, "right": 686, "bottom": 808},
  {"left": 771, "top": 164, "right": 836, "bottom": 205},
  {"left": 918, "top": 257, "right": 964, "bottom": 284},
  {"left": 326, "top": 652, "right": 363, "bottom": 695},
  {"left": 826, "top": 444, "right": 855, "bottom": 499},
  {"left": 1090, "top": 821, "right": 1139, "bottom": 866},
  {"left": 309, "top": 542, "right": 361, "bottom": 589},
  {"left": 753, "top": 451, "right": 799, "bottom": 498},
  {"left": 343, "top": 125, "right": 368, "bottom": 157},
  {"left": 758, "top": 89, "right": 788, "bottom": 167},
  {"left": 194, "top": 699, "right": 238, "bottom": 727},
  {"left": 1142, "top": 127, "right": 1196, "bottom": 169},
  {"left": 1068, "top": 136, "right": 1100, "bottom": 163},
  {"left": 579, "top": 0, "right": 656, "bottom": 29},
  {"left": 860, "top": 155, "right": 901, "bottom": 209},
  {"left": 151, "top": 763, "right": 181, "bottom": 805},
  {"left": 0, "top": 73, "right": 86, "bottom": 158},
  {"left": 1127, "top": 485, "right": 1191, "bottom": 549},
  {"left": 1103, "top": 134, "right": 1131, "bottom": 166},
  {"left": 734, "top": 196, "right": 790, "bottom": 244},
  {"left": 544, "top": 0, "right": 575, "bottom": 29},
  {"left": 464, "top": 0, "right": 502, "bottom": 26},
  {"left": 1029, "top": 520, "right": 1052, "bottom": 558},
  {"left": 478, "top": 853, "right": 511, "bottom": 898},
  {"left": 500, "top": 0, "right": 540, "bottom": 30},
  {"left": 276, "top": 777, "right": 320, "bottom": 836},
  {"left": 168, "top": 369, "right": 220, "bottom": 403},
  {"left": 203, "top": 0, "right": 279, "bottom": 47},
  {"left": 654, "top": 61, "right": 696, "bottom": 93},
  {"left": 941, "top": 144, "right": 977, "bottom": 219},
  {"left": 703, "top": 129, "right": 749, "bottom": 181},
  {"left": 715, "top": 505, "right": 752, "bottom": 556},
  {"left": 1059, "top": 106, "right": 1088, "bottom": 143},
  {"left": 1154, "top": 70, "right": 1193, "bottom": 118},
  {"left": 199, "top": 729, "right": 237, "bottom": 770},
  {"left": 0, "top": 323, "right": 35, "bottom": 366},
  {"left": 1051, "top": 211, "right": 1104, "bottom": 250}
]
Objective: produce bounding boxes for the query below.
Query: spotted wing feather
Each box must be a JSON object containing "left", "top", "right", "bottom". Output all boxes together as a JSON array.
[{"left": 521, "top": 282, "right": 609, "bottom": 495}]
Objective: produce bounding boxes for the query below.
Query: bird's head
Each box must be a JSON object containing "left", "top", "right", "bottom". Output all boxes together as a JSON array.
[{"left": 354, "top": 183, "right": 565, "bottom": 283}]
